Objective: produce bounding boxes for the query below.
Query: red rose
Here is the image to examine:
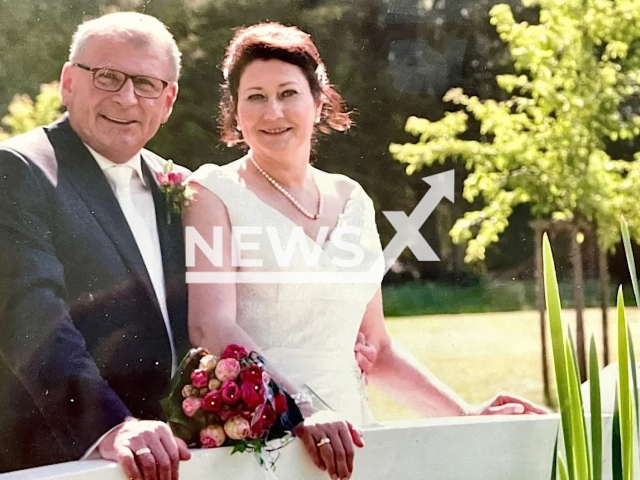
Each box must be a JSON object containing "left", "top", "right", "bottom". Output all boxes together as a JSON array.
[
  {"left": 221, "top": 344, "right": 249, "bottom": 361},
  {"left": 250, "top": 419, "right": 265, "bottom": 438},
  {"left": 273, "top": 393, "right": 288, "bottom": 415},
  {"left": 240, "top": 409, "right": 254, "bottom": 421},
  {"left": 221, "top": 381, "right": 241, "bottom": 405},
  {"left": 219, "top": 405, "right": 234, "bottom": 421},
  {"left": 250, "top": 403, "right": 276, "bottom": 438},
  {"left": 241, "top": 381, "right": 265, "bottom": 409},
  {"left": 240, "top": 365, "right": 263, "bottom": 384},
  {"left": 167, "top": 171, "right": 184, "bottom": 184},
  {"left": 190, "top": 369, "right": 209, "bottom": 389},
  {"left": 201, "top": 389, "right": 223, "bottom": 412},
  {"left": 260, "top": 403, "right": 276, "bottom": 430}
]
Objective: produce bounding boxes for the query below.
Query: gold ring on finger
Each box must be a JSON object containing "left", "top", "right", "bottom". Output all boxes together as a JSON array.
[
  {"left": 316, "top": 438, "right": 331, "bottom": 448},
  {"left": 134, "top": 447, "right": 152, "bottom": 456}
]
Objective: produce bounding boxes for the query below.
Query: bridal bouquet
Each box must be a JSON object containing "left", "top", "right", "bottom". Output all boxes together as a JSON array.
[{"left": 160, "top": 345, "right": 299, "bottom": 468}]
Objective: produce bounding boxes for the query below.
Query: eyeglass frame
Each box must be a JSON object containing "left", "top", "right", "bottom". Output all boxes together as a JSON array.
[{"left": 71, "top": 62, "right": 170, "bottom": 99}]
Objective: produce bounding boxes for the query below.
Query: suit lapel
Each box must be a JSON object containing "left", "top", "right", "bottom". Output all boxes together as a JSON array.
[
  {"left": 143, "top": 156, "right": 190, "bottom": 358},
  {"left": 48, "top": 119, "right": 161, "bottom": 315}
]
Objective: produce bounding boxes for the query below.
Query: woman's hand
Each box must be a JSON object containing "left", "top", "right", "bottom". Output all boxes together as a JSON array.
[
  {"left": 293, "top": 411, "right": 364, "bottom": 480},
  {"left": 467, "top": 392, "right": 549, "bottom": 416},
  {"left": 354, "top": 332, "right": 377, "bottom": 378}
]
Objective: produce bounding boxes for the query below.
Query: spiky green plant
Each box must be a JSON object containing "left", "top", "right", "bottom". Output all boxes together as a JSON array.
[{"left": 544, "top": 230, "right": 637, "bottom": 480}]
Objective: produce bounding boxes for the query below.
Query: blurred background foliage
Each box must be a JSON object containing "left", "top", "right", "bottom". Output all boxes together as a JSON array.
[{"left": 2, "top": 0, "right": 639, "bottom": 315}]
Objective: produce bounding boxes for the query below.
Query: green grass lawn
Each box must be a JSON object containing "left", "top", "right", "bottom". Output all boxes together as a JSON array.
[{"left": 368, "top": 307, "right": 640, "bottom": 421}]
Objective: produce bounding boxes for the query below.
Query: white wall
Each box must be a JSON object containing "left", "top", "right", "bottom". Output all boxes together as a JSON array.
[{"left": 0, "top": 415, "right": 559, "bottom": 480}]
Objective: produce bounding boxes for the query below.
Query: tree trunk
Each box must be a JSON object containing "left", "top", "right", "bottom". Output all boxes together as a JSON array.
[{"left": 598, "top": 244, "right": 610, "bottom": 366}]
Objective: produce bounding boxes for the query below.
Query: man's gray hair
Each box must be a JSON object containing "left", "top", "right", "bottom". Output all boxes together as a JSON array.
[{"left": 69, "top": 12, "right": 182, "bottom": 81}]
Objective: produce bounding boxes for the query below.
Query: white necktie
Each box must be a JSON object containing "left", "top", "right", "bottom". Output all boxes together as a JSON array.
[{"left": 105, "top": 165, "right": 177, "bottom": 374}]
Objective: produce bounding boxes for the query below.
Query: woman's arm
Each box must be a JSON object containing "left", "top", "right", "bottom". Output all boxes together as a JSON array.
[
  {"left": 359, "top": 289, "right": 469, "bottom": 416},
  {"left": 360, "top": 289, "right": 547, "bottom": 416},
  {"left": 185, "top": 182, "right": 260, "bottom": 355}
]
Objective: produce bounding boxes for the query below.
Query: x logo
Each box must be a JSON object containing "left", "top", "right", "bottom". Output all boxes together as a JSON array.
[{"left": 381, "top": 170, "right": 455, "bottom": 271}]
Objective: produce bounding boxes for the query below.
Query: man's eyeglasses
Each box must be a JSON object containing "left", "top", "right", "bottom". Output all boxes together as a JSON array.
[{"left": 72, "top": 63, "right": 169, "bottom": 99}]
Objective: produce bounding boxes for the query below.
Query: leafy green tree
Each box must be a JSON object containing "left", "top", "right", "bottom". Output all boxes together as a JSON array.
[
  {"left": 390, "top": 0, "right": 640, "bottom": 263},
  {"left": 0, "top": 81, "right": 62, "bottom": 140},
  {"left": 0, "top": 0, "right": 99, "bottom": 116}
]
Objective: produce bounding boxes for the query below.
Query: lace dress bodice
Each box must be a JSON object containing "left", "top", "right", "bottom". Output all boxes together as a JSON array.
[{"left": 189, "top": 164, "right": 384, "bottom": 426}]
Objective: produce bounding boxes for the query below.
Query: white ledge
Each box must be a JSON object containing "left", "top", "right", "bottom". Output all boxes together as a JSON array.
[{"left": 1, "top": 415, "right": 560, "bottom": 479}]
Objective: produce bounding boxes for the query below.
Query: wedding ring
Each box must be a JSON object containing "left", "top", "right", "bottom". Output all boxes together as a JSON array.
[
  {"left": 134, "top": 447, "right": 152, "bottom": 456},
  {"left": 316, "top": 438, "right": 331, "bottom": 448}
]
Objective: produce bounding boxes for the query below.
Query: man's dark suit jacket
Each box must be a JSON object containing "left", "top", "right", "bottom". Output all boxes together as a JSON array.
[{"left": 0, "top": 116, "right": 190, "bottom": 472}]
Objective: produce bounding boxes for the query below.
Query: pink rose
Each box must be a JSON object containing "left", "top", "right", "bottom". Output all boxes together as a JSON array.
[
  {"left": 273, "top": 393, "right": 288, "bottom": 415},
  {"left": 224, "top": 416, "right": 251, "bottom": 440},
  {"left": 240, "top": 365, "right": 263, "bottom": 385},
  {"left": 221, "top": 344, "right": 249, "bottom": 361},
  {"left": 167, "top": 171, "right": 184, "bottom": 184},
  {"left": 190, "top": 369, "right": 209, "bottom": 389},
  {"left": 201, "top": 389, "right": 223, "bottom": 413},
  {"left": 215, "top": 358, "right": 241, "bottom": 381},
  {"left": 182, "top": 397, "right": 202, "bottom": 418},
  {"left": 241, "top": 381, "right": 265, "bottom": 409},
  {"left": 200, "top": 425, "right": 226, "bottom": 448},
  {"left": 221, "top": 381, "right": 241, "bottom": 405},
  {"left": 156, "top": 172, "right": 169, "bottom": 185}
]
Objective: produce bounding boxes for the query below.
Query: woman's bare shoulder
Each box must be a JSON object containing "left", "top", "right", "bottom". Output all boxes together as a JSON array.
[{"left": 313, "top": 168, "right": 362, "bottom": 201}]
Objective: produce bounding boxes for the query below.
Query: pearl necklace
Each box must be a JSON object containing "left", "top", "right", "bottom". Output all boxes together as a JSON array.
[{"left": 249, "top": 156, "right": 322, "bottom": 220}]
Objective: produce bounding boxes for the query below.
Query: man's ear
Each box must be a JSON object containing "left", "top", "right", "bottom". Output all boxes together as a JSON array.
[
  {"left": 161, "top": 82, "right": 179, "bottom": 124},
  {"left": 59, "top": 62, "right": 74, "bottom": 107}
]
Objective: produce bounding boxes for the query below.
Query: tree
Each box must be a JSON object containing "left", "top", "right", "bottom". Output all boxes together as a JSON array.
[
  {"left": 0, "top": 81, "right": 62, "bottom": 140},
  {"left": 391, "top": 0, "right": 640, "bottom": 261},
  {"left": 390, "top": 0, "right": 640, "bottom": 381}
]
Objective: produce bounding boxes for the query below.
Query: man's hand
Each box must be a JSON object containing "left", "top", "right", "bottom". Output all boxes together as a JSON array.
[
  {"left": 97, "top": 419, "right": 191, "bottom": 480},
  {"left": 354, "top": 332, "right": 377, "bottom": 378}
]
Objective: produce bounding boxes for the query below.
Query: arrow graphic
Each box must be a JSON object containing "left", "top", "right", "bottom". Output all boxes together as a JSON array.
[{"left": 381, "top": 169, "right": 455, "bottom": 271}]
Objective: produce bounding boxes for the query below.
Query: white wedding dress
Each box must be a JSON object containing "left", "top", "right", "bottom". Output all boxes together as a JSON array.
[{"left": 189, "top": 164, "right": 385, "bottom": 427}]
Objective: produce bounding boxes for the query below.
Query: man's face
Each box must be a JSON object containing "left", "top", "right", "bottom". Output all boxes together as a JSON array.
[{"left": 60, "top": 36, "right": 178, "bottom": 163}]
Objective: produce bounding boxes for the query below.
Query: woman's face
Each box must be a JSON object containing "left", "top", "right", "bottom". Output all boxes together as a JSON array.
[{"left": 236, "top": 59, "right": 321, "bottom": 163}]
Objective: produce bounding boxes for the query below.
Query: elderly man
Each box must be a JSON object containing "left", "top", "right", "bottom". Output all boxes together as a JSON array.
[{"left": 0, "top": 12, "right": 191, "bottom": 479}]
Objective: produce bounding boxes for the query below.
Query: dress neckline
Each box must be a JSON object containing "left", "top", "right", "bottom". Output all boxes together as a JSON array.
[{"left": 219, "top": 165, "right": 359, "bottom": 251}]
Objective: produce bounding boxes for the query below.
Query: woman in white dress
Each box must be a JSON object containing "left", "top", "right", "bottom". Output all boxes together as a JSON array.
[{"left": 185, "top": 23, "right": 545, "bottom": 480}]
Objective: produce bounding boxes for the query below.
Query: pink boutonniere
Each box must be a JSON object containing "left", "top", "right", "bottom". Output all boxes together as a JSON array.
[{"left": 156, "top": 160, "right": 193, "bottom": 220}]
